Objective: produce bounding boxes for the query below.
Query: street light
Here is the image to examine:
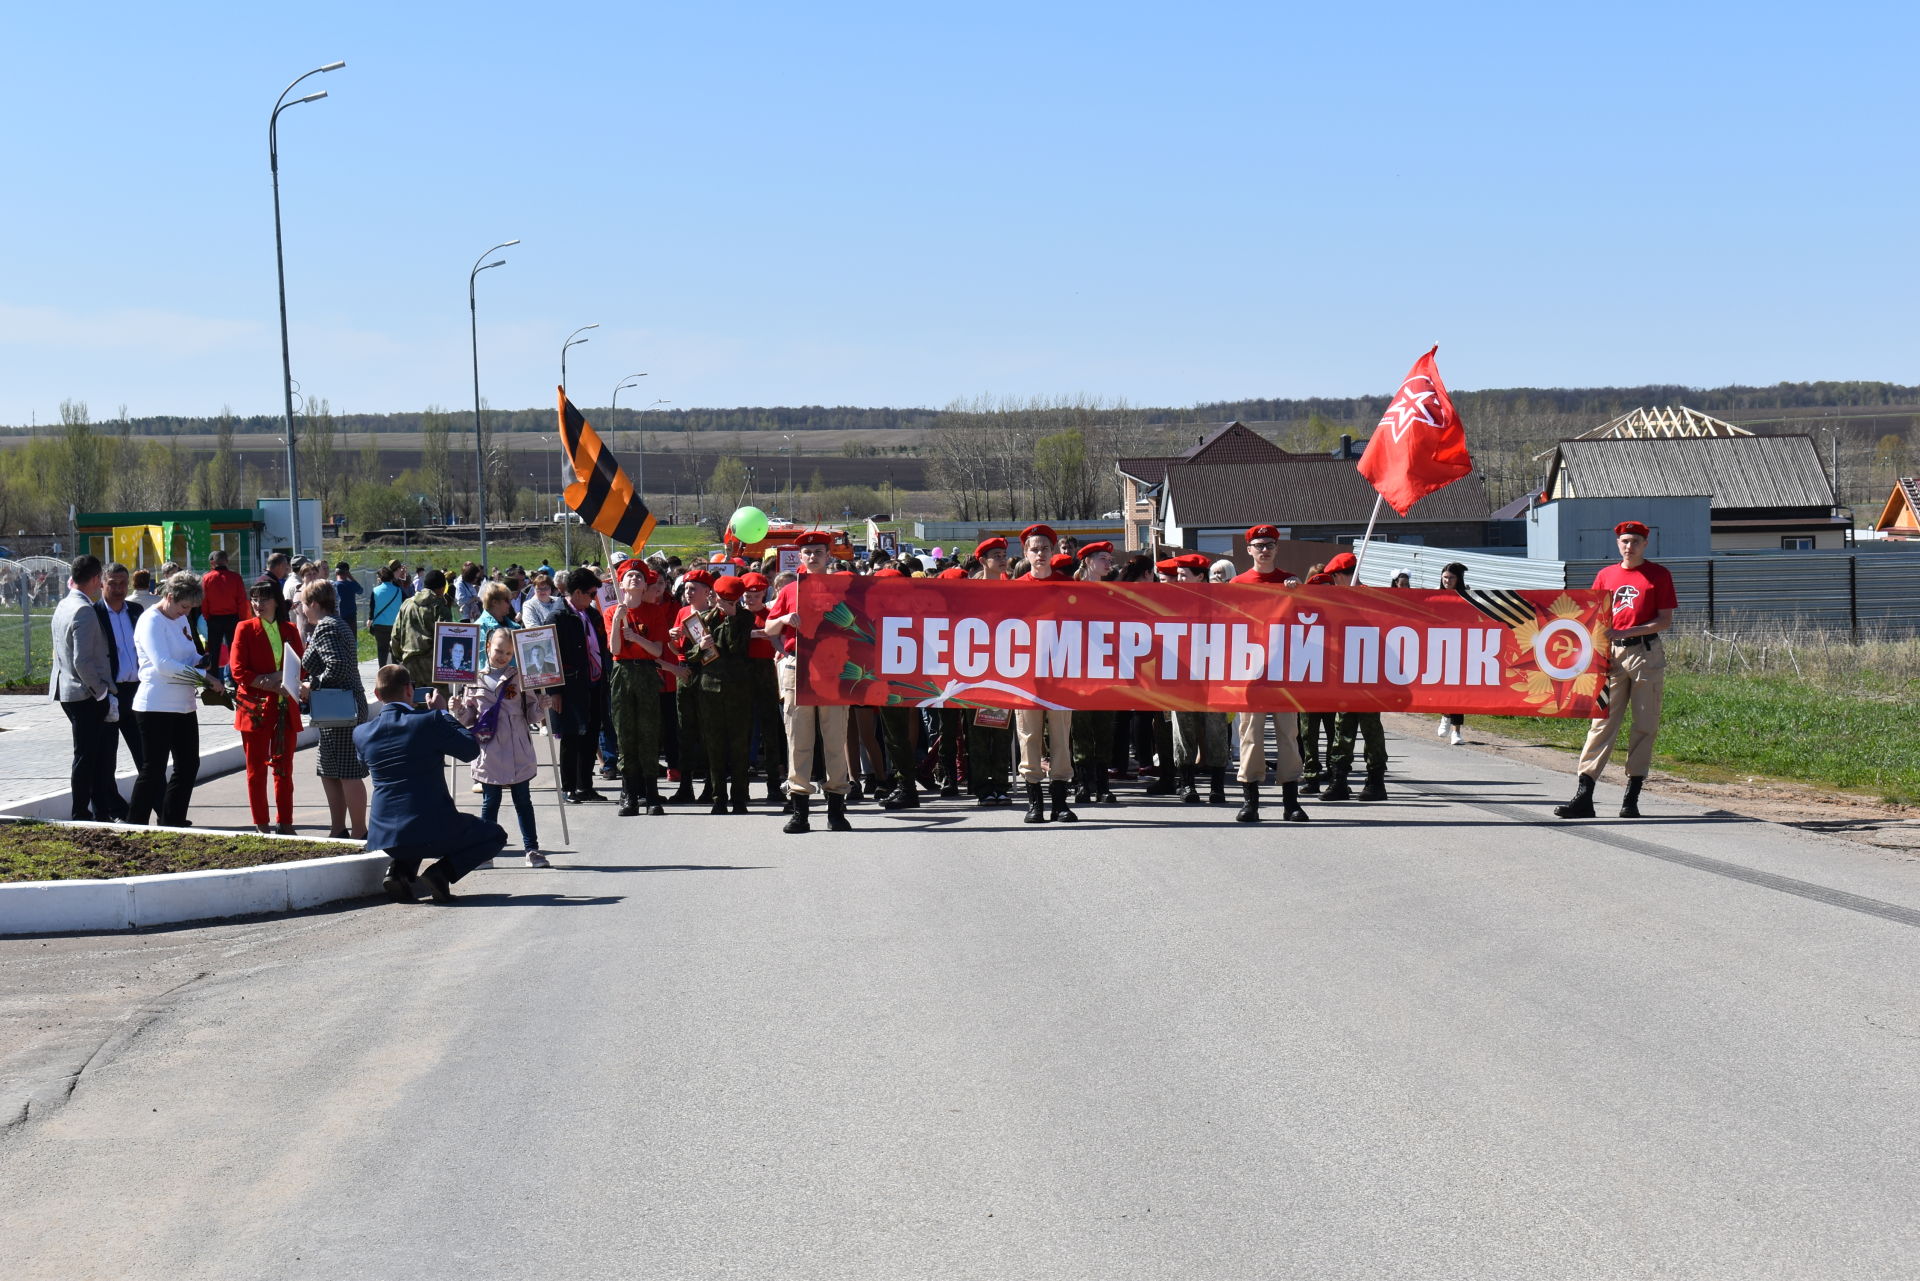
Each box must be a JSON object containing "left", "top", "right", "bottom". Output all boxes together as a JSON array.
[
  {"left": 561, "top": 324, "right": 598, "bottom": 394},
  {"left": 269, "top": 58, "right": 345, "bottom": 561},
  {"left": 469, "top": 238, "right": 518, "bottom": 572}
]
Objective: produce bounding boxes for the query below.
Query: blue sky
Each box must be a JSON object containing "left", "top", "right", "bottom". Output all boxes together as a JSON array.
[{"left": 2, "top": 1, "right": 1915, "bottom": 423}]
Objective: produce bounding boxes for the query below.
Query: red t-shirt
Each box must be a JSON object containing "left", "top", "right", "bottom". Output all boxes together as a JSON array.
[
  {"left": 604, "top": 604, "right": 649, "bottom": 660},
  {"left": 1018, "top": 572, "right": 1070, "bottom": 586},
  {"left": 749, "top": 607, "right": 775, "bottom": 660},
  {"left": 1592, "top": 561, "right": 1677, "bottom": 631},
  {"left": 769, "top": 580, "right": 801, "bottom": 655},
  {"left": 1231, "top": 568, "right": 1291, "bottom": 585}
]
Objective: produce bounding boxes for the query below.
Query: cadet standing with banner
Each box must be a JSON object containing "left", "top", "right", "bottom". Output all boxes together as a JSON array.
[
  {"left": 1013, "top": 524, "right": 1077, "bottom": 824},
  {"left": 1320, "top": 551, "right": 1388, "bottom": 803},
  {"left": 765, "top": 531, "right": 854, "bottom": 834},
  {"left": 966, "top": 537, "right": 1015, "bottom": 807},
  {"left": 1555, "top": 520, "right": 1677, "bottom": 820},
  {"left": 694, "top": 576, "right": 757, "bottom": 816},
  {"left": 1069, "top": 541, "right": 1120, "bottom": 806},
  {"left": 1230, "top": 525, "right": 1312, "bottom": 823},
  {"left": 604, "top": 563, "right": 670, "bottom": 818},
  {"left": 1169, "top": 554, "right": 1232, "bottom": 805}
]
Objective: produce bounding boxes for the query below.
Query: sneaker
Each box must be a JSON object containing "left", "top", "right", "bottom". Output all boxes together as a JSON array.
[
  {"left": 525, "top": 850, "right": 552, "bottom": 868},
  {"left": 1435, "top": 718, "right": 1449, "bottom": 738},
  {"left": 471, "top": 782, "right": 484, "bottom": 794},
  {"left": 1448, "top": 727, "right": 1464, "bottom": 746}
]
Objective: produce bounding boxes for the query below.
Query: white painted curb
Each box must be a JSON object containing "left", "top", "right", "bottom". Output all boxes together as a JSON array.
[
  {"left": 0, "top": 821, "right": 387, "bottom": 936},
  {"left": 0, "top": 725, "right": 320, "bottom": 821}
]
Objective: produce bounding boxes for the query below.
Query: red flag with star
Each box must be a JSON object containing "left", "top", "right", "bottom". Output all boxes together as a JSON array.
[{"left": 1357, "top": 346, "right": 1473, "bottom": 516}]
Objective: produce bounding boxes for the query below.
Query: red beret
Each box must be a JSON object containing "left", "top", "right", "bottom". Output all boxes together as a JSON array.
[
  {"left": 739, "top": 572, "right": 769, "bottom": 591},
  {"left": 937, "top": 566, "right": 967, "bottom": 579},
  {"left": 1155, "top": 557, "right": 1181, "bottom": 574},
  {"left": 1175, "top": 553, "right": 1211, "bottom": 571},
  {"left": 1324, "top": 551, "right": 1357, "bottom": 573},
  {"left": 1615, "top": 520, "right": 1650, "bottom": 538},
  {"left": 873, "top": 567, "right": 905, "bottom": 579},
  {"left": 792, "top": 530, "right": 833, "bottom": 547},
  {"left": 620, "top": 560, "right": 658, "bottom": 585},
  {"left": 681, "top": 568, "right": 714, "bottom": 586},
  {"left": 713, "top": 576, "right": 746, "bottom": 600},
  {"left": 1304, "top": 572, "right": 1335, "bottom": 586},
  {"left": 1245, "top": 525, "right": 1281, "bottom": 543},
  {"left": 974, "top": 536, "right": 1007, "bottom": 557},
  {"left": 1020, "top": 524, "right": 1058, "bottom": 546},
  {"left": 1049, "top": 553, "right": 1078, "bottom": 573},
  {"left": 1076, "top": 540, "right": 1114, "bottom": 560}
]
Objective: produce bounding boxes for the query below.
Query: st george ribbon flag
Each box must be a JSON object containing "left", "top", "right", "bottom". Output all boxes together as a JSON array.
[
  {"left": 1357, "top": 346, "right": 1474, "bottom": 516},
  {"left": 798, "top": 576, "right": 1613, "bottom": 716},
  {"left": 558, "top": 387, "right": 657, "bottom": 550}
]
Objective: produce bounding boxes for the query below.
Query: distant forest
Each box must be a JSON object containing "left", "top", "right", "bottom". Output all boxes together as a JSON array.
[{"left": 7, "top": 380, "right": 1917, "bottom": 440}]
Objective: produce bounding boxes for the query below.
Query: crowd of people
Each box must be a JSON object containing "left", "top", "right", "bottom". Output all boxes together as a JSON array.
[{"left": 45, "top": 517, "right": 1675, "bottom": 878}]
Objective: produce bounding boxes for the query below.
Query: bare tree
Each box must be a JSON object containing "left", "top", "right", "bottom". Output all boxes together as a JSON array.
[
  {"left": 301, "top": 396, "right": 339, "bottom": 523},
  {"left": 421, "top": 406, "right": 456, "bottom": 522}
]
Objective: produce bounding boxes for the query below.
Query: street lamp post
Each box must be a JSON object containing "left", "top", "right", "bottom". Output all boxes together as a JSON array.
[
  {"left": 469, "top": 239, "right": 519, "bottom": 572},
  {"left": 612, "top": 372, "right": 647, "bottom": 509},
  {"left": 269, "top": 58, "right": 345, "bottom": 561},
  {"left": 561, "top": 324, "right": 599, "bottom": 395}
]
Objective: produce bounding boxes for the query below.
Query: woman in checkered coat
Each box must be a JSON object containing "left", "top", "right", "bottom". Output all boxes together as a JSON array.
[{"left": 296, "top": 578, "right": 369, "bottom": 838}]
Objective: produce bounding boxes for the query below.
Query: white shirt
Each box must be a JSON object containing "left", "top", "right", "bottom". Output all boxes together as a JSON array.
[
  {"left": 133, "top": 608, "right": 203, "bottom": 713},
  {"left": 103, "top": 600, "right": 138, "bottom": 683}
]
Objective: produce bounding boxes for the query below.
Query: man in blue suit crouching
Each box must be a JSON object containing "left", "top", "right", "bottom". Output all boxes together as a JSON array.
[{"left": 355, "top": 663, "right": 508, "bottom": 903}]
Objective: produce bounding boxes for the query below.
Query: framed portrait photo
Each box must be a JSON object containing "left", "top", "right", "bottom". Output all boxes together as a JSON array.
[
  {"left": 513, "top": 624, "right": 565, "bottom": 690},
  {"left": 433, "top": 622, "right": 481, "bottom": 685}
]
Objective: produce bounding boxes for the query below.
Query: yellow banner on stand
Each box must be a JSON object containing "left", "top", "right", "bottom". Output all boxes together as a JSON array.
[{"left": 110, "top": 526, "right": 143, "bottom": 567}]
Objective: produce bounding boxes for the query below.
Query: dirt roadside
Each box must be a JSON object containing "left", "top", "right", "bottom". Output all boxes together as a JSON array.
[{"left": 1384, "top": 712, "right": 1920, "bottom": 857}]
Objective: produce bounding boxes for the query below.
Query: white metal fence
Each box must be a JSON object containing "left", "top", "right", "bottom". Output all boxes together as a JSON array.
[{"left": 0, "top": 557, "right": 73, "bottom": 686}]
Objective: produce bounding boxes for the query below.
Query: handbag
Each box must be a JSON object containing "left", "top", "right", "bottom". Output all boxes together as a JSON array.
[{"left": 309, "top": 687, "right": 360, "bottom": 728}]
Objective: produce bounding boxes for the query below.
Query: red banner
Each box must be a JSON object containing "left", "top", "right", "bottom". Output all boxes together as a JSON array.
[{"left": 798, "top": 576, "right": 1612, "bottom": 716}]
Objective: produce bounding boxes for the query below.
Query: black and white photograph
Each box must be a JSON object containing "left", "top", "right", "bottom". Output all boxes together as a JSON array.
[{"left": 432, "top": 621, "right": 480, "bottom": 685}]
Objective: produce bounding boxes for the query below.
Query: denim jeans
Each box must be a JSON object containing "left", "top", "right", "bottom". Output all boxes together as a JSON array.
[{"left": 479, "top": 780, "right": 539, "bottom": 851}]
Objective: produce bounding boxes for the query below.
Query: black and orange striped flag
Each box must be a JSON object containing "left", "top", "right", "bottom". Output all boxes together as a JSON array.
[{"left": 559, "top": 387, "right": 657, "bottom": 551}]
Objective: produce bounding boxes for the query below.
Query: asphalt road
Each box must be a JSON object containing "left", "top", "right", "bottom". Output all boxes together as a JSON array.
[{"left": 3, "top": 726, "right": 1919, "bottom": 1280}]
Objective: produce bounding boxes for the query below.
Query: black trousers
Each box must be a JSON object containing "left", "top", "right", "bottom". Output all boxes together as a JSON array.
[
  {"left": 369, "top": 623, "right": 394, "bottom": 667},
  {"left": 385, "top": 814, "right": 507, "bottom": 885},
  {"left": 110, "top": 680, "right": 145, "bottom": 780},
  {"left": 128, "top": 710, "right": 200, "bottom": 826},
  {"left": 558, "top": 681, "right": 608, "bottom": 794},
  {"left": 61, "top": 697, "right": 117, "bottom": 821},
  {"left": 204, "top": 614, "right": 240, "bottom": 675}
]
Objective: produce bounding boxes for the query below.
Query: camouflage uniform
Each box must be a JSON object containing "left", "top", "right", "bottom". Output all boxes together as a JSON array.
[{"left": 692, "top": 605, "right": 755, "bottom": 811}]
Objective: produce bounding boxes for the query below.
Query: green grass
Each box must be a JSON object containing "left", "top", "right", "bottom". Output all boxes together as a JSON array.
[
  {"left": 1482, "top": 670, "right": 1920, "bottom": 805},
  {"left": 336, "top": 524, "right": 719, "bottom": 573},
  {"left": 0, "top": 611, "right": 55, "bottom": 687},
  {"left": 1, "top": 822, "right": 350, "bottom": 883}
]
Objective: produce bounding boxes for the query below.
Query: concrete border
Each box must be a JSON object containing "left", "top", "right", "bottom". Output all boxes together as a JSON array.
[
  {"left": 0, "top": 820, "right": 385, "bottom": 936},
  {"left": 0, "top": 726, "right": 320, "bottom": 821}
]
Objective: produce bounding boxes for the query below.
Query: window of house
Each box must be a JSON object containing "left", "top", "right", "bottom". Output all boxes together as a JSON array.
[{"left": 1780, "top": 536, "right": 1814, "bottom": 550}]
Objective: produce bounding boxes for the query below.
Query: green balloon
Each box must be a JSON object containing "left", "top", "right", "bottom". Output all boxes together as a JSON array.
[{"left": 731, "top": 505, "right": 770, "bottom": 544}]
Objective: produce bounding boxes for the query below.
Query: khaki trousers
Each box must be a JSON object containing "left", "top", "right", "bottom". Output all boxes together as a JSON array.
[
  {"left": 1236, "top": 710, "right": 1303, "bottom": 784},
  {"left": 1576, "top": 639, "right": 1666, "bottom": 780},
  {"left": 1015, "top": 708, "right": 1073, "bottom": 784},
  {"left": 778, "top": 655, "right": 850, "bottom": 797}
]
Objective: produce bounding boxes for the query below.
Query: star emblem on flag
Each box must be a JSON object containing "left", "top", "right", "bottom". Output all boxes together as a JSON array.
[{"left": 1379, "top": 377, "right": 1442, "bottom": 442}]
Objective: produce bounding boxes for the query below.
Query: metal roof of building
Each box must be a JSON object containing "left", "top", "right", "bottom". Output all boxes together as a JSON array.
[
  {"left": 1547, "top": 435, "right": 1834, "bottom": 510},
  {"left": 1165, "top": 458, "right": 1490, "bottom": 528}
]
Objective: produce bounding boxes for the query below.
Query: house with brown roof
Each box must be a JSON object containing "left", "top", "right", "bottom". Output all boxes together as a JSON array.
[{"left": 1116, "top": 423, "right": 1291, "bottom": 550}]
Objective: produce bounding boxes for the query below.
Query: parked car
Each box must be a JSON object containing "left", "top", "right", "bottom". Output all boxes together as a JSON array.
[{"left": 551, "top": 510, "right": 583, "bottom": 523}]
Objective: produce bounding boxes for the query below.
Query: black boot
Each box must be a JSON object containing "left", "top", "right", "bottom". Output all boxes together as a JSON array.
[
  {"left": 1554, "top": 773, "right": 1597, "bottom": 820},
  {"left": 667, "top": 776, "right": 694, "bottom": 805},
  {"left": 1179, "top": 767, "right": 1201, "bottom": 804},
  {"left": 1049, "top": 780, "right": 1078, "bottom": 823},
  {"left": 1235, "top": 782, "right": 1261, "bottom": 823},
  {"left": 1208, "top": 768, "right": 1227, "bottom": 805},
  {"left": 1023, "top": 783, "right": 1047, "bottom": 824},
  {"left": 882, "top": 781, "right": 921, "bottom": 810},
  {"left": 1301, "top": 774, "right": 1322, "bottom": 796},
  {"left": 940, "top": 779, "right": 961, "bottom": 799},
  {"left": 708, "top": 777, "right": 728, "bottom": 815},
  {"left": 618, "top": 772, "right": 640, "bottom": 818},
  {"left": 1321, "top": 771, "right": 1353, "bottom": 802},
  {"left": 696, "top": 780, "right": 713, "bottom": 805},
  {"left": 645, "top": 777, "right": 666, "bottom": 817},
  {"left": 1620, "top": 775, "right": 1645, "bottom": 819},
  {"left": 1143, "top": 768, "right": 1175, "bottom": 797},
  {"left": 731, "top": 786, "right": 750, "bottom": 816},
  {"left": 1357, "top": 773, "right": 1387, "bottom": 803},
  {"left": 765, "top": 778, "right": 782, "bottom": 804},
  {"left": 1281, "top": 781, "right": 1310, "bottom": 822},
  {"left": 825, "top": 790, "right": 852, "bottom": 832},
  {"left": 783, "top": 795, "right": 811, "bottom": 834}
]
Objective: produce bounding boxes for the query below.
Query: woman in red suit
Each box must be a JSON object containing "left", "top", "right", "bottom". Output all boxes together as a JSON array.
[{"left": 231, "top": 580, "right": 306, "bottom": 832}]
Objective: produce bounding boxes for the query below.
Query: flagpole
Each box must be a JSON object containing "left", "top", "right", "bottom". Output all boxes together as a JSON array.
[{"left": 1350, "top": 493, "right": 1385, "bottom": 581}]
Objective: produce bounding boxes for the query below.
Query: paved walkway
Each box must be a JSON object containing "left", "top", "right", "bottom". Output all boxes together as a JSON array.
[{"left": 0, "top": 658, "right": 381, "bottom": 815}]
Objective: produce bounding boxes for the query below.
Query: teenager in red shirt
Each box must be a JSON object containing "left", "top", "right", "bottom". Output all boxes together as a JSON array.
[
  {"left": 764, "top": 532, "right": 855, "bottom": 834},
  {"left": 1230, "top": 525, "right": 1311, "bottom": 823},
  {"left": 1013, "top": 524, "right": 1077, "bottom": 824},
  {"left": 1556, "top": 520, "right": 1678, "bottom": 820}
]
